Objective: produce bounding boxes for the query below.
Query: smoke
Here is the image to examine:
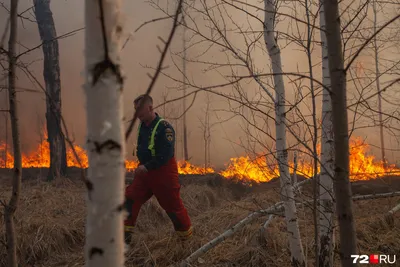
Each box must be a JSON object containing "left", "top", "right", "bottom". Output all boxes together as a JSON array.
[
  {"left": 0, "top": 0, "right": 250, "bottom": 168},
  {"left": 0, "top": 0, "right": 399, "bottom": 168}
]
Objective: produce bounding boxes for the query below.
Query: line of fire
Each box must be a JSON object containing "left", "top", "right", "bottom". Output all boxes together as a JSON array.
[{"left": 1, "top": 132, "right": 399, "bottom": 182}]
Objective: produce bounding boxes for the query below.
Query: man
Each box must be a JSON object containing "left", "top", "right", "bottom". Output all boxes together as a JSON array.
[{"left": 124, "top": 94, "right": 193, "bottom": 244}]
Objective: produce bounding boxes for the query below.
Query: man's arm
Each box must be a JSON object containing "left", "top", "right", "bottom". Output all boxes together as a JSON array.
[{"left": 143, "top": 121, "right": 175, "bottom": 170}]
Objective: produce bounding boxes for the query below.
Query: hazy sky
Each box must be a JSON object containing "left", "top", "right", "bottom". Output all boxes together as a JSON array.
[{"left": 0, "top": 0, "right": 399, "bottom": 167}]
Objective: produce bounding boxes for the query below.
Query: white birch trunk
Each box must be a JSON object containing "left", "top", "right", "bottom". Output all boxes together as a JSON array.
[
  {"left": 318, "top": 2, "right": 335, "bottom": 266},
  {"left": 264, "top": 1, "right": 305, "bottom": 266},
  {"left": 84, "top": 0, "right": 125, "bottom": 266}
]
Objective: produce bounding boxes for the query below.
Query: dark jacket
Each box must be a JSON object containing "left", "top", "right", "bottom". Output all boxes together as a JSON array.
[{"left": 136, "top": 114, "right": 175, "bottom": 170}]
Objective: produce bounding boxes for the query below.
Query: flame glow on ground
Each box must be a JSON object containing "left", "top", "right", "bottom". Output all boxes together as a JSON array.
[{"left": 0, "top": 137, "right": 399, "bottom": 182}]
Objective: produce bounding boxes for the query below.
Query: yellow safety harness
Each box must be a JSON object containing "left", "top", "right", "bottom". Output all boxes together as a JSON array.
[{"left": 138, "top": 118, "right": 164, "bottom": 156}]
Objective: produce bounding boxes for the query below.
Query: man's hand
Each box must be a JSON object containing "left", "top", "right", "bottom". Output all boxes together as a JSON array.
[{"left": 134, "top": 165, "right": 148, "bottom": 176}]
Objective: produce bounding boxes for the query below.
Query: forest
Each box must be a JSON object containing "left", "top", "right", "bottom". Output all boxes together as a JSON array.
[{"left": 0, "top": 0, "right": 399, "bottom": 266}]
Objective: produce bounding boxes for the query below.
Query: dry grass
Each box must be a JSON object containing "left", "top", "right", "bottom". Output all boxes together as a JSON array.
[{"left": 0, "top": 171, "right": 399, "bottom": 267}]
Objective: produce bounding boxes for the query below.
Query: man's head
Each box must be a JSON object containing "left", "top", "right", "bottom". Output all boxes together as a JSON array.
[{"left": 134, "top": 94, "right": 155, "bottom": 123}]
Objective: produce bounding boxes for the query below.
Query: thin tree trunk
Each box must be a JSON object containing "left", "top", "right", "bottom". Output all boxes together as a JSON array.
[
  {"left": 318, "top": 2, "right": 335, "bottom": 266},
  {"left": 304, "top": 0, "right": 319, "bottom": 263},
  {"left": 203, "top": 94, "right": 211, "bottom": 168},
  {"left": 174, "top": 118, "right": 178, "bottom": 157},
  {"left": 372, "top": 0, "right": 386, "bottom": 167},
  {"left": 84, "top": 0, "right": 125, "bottom": 265},
  {"left": 33, "top": 0, "right": 67, "bottom": 180},
  {"left": 206, "top": 94, "right": 211, "bottom": 167},
  {"left": 4, "top": 0, "right": 22, "bottom": 266},
  {"left": 4, "top": 91, "right": 8, "bottom": 168},
  {"left": 182, "top": 13, "right": 189, "bottom": 161},
  {"left": 264, "top": 1, "right": 305, "bottom": 266},
  {"left": 204, "top": 117, "right": 207, "bottom": 168},
  {"left": 292, "top": 152, "right": 298, "bottom": 185},
  {"left": 162, "top": 91, "right": 167, "bottom": 117},
  {"left": 323, "top": 0, "right": 358, "bottom": 265}
]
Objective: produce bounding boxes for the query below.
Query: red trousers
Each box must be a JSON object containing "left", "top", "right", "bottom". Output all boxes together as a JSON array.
[{"left": 124, "top": 157, "right": 192, "bottom": 232}]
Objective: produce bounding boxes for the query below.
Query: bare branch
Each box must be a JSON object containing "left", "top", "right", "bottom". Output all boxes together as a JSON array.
[
  {"left": 134, "top": 16, "right": 172, "bottom": 33},
  {"left": 16, "top": 27, "right": 85, "bottom": 59},
  {"left": 125, "top": 0, "right": 184, "bottom": 141},
  {"left": 345, "top": 14, "right": 400, "bottom": 72}
]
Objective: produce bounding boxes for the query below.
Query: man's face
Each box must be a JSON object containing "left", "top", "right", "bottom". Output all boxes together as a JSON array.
[{"left": 134, "top": 100, "right": 152, "bottom": 122}]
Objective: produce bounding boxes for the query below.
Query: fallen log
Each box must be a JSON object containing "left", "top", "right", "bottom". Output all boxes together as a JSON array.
[
  {"left": 181, "top": 189, "right": 400, "bottom": 266},
  {"left": 179, "top": 201, "right": 284, "bottom": 267},
  {"left": 352, "top": 191, "right": 400, "bottom": 201},
  {"left": 384, "top": 202, "right": 400, "bottom": 225}
]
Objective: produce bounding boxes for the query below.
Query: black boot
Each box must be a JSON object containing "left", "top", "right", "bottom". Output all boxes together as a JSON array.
[
  {"left": 124, "top": 231, "right": 132, "bottom": 245},
  {"left": 124, "top": 225, "right": 134, "bottom": 245}
]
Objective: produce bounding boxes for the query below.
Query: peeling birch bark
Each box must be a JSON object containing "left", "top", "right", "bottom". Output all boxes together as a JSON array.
[
  {"left": 318, "top": 2, "right": 335, "bottom": 266},
  {"left": 264, "top": 0, "right": 305, "bottom": 266},
  {"left": 84, "top": 0, "right": 125, "bottom": 266}
]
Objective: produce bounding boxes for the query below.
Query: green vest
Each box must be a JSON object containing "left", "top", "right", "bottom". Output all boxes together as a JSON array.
[{"left": 137, "top": 118, "right": 164, "bottom": 156}]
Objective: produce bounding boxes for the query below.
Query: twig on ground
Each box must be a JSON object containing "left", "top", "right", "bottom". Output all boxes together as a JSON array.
[
  {"left": 387, "top": 202, "right": 400, "bottom": 215},
  {"left": 263, "top": 214, "right": 274, "bottom": 229},
  {"left": 143, "top": 240, "right": 157, "bottom": 266}
]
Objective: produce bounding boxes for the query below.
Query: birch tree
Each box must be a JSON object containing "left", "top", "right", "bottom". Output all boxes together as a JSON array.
[
  {"left": 84, "top": 0, "right": 125, "bottom": 266},
  {"left": 318, "top": 2, "right": 335, "bottom": 266},
  {"left": 322, "top": 0, "right": 358, "bottom": 265},
  {"left": 33, "top": 0, "right": 67, "bottom": 180},
  {"left": 3, "top": 0, "right": 22, "bottom": 266},
  {"left": 264, "top": 0, "right": 305, "bottom": 265}
]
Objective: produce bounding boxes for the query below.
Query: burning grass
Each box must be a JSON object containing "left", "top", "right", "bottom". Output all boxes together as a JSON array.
[
  {"left": 1, "top": 136, "right": 400, "bottom": 183},
  {"left": 0, "top": 172, "right": 399, "bottom": 267}
]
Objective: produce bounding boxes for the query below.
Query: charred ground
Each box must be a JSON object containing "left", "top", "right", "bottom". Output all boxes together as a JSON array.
[{"left": 0, "top": 168, "right": 399, "bottom": 267}]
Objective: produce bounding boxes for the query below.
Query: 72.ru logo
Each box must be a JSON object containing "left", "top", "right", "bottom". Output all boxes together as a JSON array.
[{"left": 351, "top": 254, "right": 396, "bottom": 264}]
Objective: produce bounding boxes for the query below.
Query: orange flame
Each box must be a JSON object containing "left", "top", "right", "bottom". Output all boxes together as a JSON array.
[
  {"left": 0, "top": 136, "right": 399, "bottom": 182},
  {"left": 220, "top": 138, "right": 400, "bottom": 182}
]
